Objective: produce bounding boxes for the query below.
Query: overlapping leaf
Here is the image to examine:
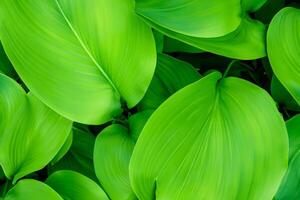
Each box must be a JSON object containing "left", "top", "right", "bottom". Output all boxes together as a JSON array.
[
  {"left": 94, "top": 111, "right": 152, "bottom": 200},
  {"left": 275, "top": 115, "right": 300, "bottom": 199},
  {"left": 49, "top": 127, "right": 97, "bottom": 181},
  {"left": 267, "top": 7, "right": 300, "bottom": 106},
  {"left": 1, "top": 0, "right": 156, "bottom": 124},
  {"left": 130, "top": 72, "right": 288, "bottom": 199},
  {"left": 46, "top": 170, "right": 109, "bottom": 200},
  {"left": 0, "top": 74, "right": 72, "bottom": 182},
  {"left": 4, "top": 180, "right": 62, "bottom": 200},
  {"left": 138, "top": 53, "right": 200, "bottom": 111},
  {"left": 135, "top": 0, "right": 241, "bottom": 38},
  {"left": 142, "top": 17, "right": 266, "bottom": 60}
]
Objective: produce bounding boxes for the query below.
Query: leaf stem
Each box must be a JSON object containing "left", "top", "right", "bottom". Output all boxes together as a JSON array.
[{"left": 223, "top": 60, "right": 238, "bottom": 78}]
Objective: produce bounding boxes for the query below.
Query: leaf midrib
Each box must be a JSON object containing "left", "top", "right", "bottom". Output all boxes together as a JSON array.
[{"left": 54, "top": 0, "right": 119, "bottom": 94}]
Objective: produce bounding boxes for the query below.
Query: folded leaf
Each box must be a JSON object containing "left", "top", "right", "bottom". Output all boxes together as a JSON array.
[
  {"left": 138, "top": 54, "right": 200, "bottom": 111},
  {"left": 1, "top": 0, "right": 156, "bottom": 124},
  {"left": 4, "top": 179, "right": 62, "bottom": 200},
  {"left": 0, "top": 74, "right": 72, "bottom": 182},
  {"left": 267, "top": 7, "right": 300, "bottom": 106},
  {"left": 46, "top": 170, "right": 109, "bottom": 200},
  {"left": 136, "top": 0, "right": 241, "bottom": 38},
  {"left": 94, "top": 124, "right": 136, "bottom": 200},
  {"left": 142, "top": 16, "right": 266, "bottom": 60},
  {"left": 130, "top": 72, "right": 288, "bottom": 199}
]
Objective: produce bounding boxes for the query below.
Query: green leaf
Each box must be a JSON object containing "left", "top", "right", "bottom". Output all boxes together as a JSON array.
[
  {"left": 275, "top": 150, "right": 300, "bottom": 200},
  {"left": 130, "top": 72, "right": 288, "bottom": 199},
  {"left": 0, "top": 74, "right": 72, "bottom": 182},
  {"left": 128, "top": 110, "right": 153, "bottom": 142},
  {"left": 163, "top": 36, "right": 204, "bottom": 53},
  {"left": 94, "top": 124, "right": 136, "bottom": 200},
  {"left": 138, "top": 53, "right": 200, "bottom": 111},
  {"left": 4, "top": 179, "right": 62, "bottom": 200},
  {"left": 271, "top": 76, "right": 300, "bottom": 111},
  {"left": 241, "top": 0, "right": 268, "bottom": 12},
  {"left": 285, "top": 114, "right": 300, "bottom": 159},
  {"left": 46, "top": 170, "right": 109, "bottom": 200},
  {"left": 51, "top": 130, "right": 73, "bottom": 165},
  {"left": 1, "top": 0, "right": 156, "bottom": 124},
  {"left": 142, "top": 16, "right": 266, "bottom": 60},
  {"left": 49, "top": 127, "right": 97, "bottom": 181},
  {"left": 136, "top": 0, "right": 241, "bottom": 38},
  {"left": 267, "top": 7, "right": 300, "bottom": 106}
]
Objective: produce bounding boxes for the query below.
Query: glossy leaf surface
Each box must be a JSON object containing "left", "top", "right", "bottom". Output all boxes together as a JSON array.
[{"left": 1, "top": 0, "right": 156, "bottom": 124}]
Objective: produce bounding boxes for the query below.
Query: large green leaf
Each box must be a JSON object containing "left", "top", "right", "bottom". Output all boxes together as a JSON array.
[
  {"left": 46, "top": 170, "right": 109, "bottom": 200},
  {"left": 49, "top": 127, "right": 97, "bottom": 181},
  {"left": 1, "top": 0, "right": 156, "bottom": 124},
  {"left": 142, "top": 16, "right": 266, "bottom": 60},
  {"left": 130, "top": 72, "right": 288, "bottom": 199},
  {"left": 0, "top": 74, "right": 72, "bottom": 182},
  {"left": 51, "top": 130, "right": 73, "bottom": 165},
  {"left": 267, "top": 7, "right": 300, "bottom": 106},
  {"left": 135, "top": 0, "right": 241, "bottom": 38},
  {"left": 4, "top": 179, "right": 62, "bottom": 200},
  {"left": 138, "top": 53, "right": 200, "bottom": 111}
]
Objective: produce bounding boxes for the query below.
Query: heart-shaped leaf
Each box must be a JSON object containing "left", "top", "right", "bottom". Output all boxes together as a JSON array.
[
  {"left": 267, "top": 7, "right": 300, "bottom": 106},
  {"left": 4, "top": 179, "right": 62, "bottom": 200},
  {"left": 0, "top": 74, "right": 72, "bottom": 182},
  {"left": 135, "top": 0, "right": 241, "bottom": 38},
  {"left": 46, "top": 170, "right": 109, "bottom": 200},
  {"left": 1, "top": 0, "right": 156, "bottom": 124},
  {"left": 138, "top": 53, "right": 200, "bottom": 111},
  {"left": 130, "top": 72, "right": 288, "bottom": 199}
]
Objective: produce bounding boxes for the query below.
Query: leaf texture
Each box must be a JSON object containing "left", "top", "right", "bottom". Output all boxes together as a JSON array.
[
  {"left": 1, "top": 0, "right": 156, "bottom": 124},
  {"left": 130, "top": 72, "right": 288, "bottom": 200}
]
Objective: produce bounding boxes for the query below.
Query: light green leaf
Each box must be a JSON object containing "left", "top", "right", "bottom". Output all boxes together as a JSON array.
[
  {"left": 267, "top": 7, "right": 300, "bottom": 106},
  {"left": 1, "top": 0, "right": 156, "bottom": 124},
  {"left": 51, "top": 130, "right": 73, "bottom": 165},
  {"left": 0, "top": 74, "right": 72, "bottom": 182},
  {"left": 130, "top": 72, "right": 288, "bottom": 199},
  {"left": 46, "top": 170, "right": 109, "bottom": 200},
  {"left": 94, "top": 124, "right": 136, "bottom": 200},
  {"left": 4, "top": 179, "right": 62, "bottom": 200},
  {"left": 142, "top": 16, "right": 266, "bottom": 60},
  {"left": 138, "top": 53, "right": 200, "bottom": 111},
  {"left": 271, "top": 76, "right": 300, "bottom": 111},
  {"left": 136, "top": 0, "right": 241, "bottom": 38},
  {"left": 49, "top": 127, "right": 97, "bottom": 181},
  {"left": 275, "top": 150, "right": 300, "bottom": 200}
]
